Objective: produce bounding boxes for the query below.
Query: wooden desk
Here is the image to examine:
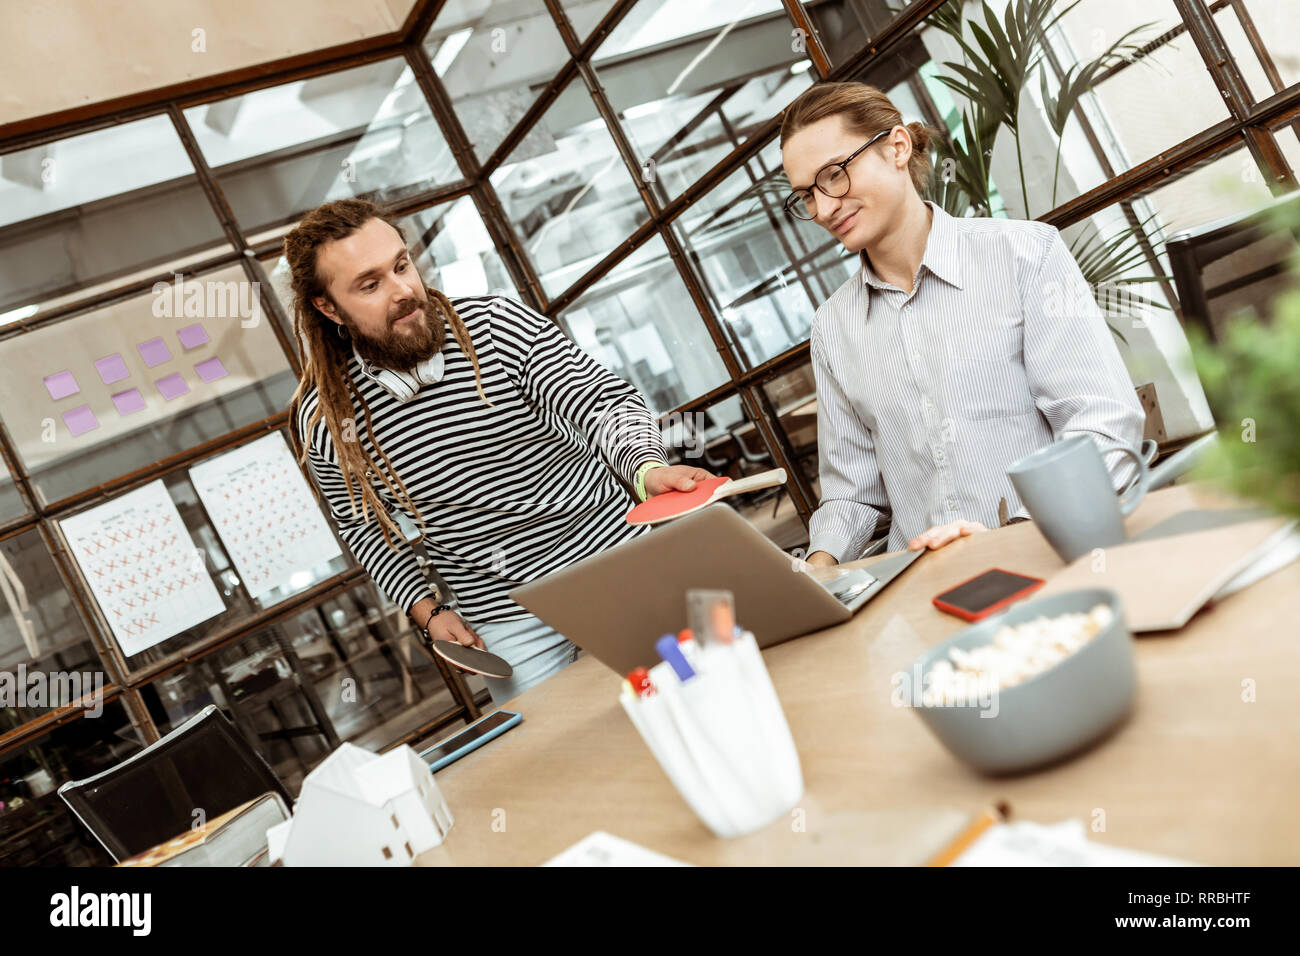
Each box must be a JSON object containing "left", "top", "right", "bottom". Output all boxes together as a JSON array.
[{"left": 417, "top": 484, "right": 1300, "bottom": 865}]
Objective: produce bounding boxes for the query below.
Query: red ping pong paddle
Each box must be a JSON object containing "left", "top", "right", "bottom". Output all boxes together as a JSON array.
[
  {"left": 625, "top": 468, "right": 787, "bottom": 526},
  {"left": 430, "top": 641, "right": 514, "bottom": 678}
]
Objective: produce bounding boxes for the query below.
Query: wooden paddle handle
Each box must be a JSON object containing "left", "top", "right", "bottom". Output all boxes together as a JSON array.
[{"left": 722, "top": 468, "right": 787, "bottom": 496}]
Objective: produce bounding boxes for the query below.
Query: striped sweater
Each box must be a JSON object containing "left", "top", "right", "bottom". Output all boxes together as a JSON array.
[{"left": 296, "top": 295, "right": 667, "bottom": 626}]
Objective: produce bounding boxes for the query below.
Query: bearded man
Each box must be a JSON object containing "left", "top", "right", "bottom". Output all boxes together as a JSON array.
[{"left": 286, "top": 199, "right": 710, "bottom": 704}]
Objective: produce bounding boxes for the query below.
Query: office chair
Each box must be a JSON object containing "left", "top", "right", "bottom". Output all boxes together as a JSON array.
[
  {"left": 728, "top": 426, "right": 789, "bottom": 518},
  {"left": 58, "top": 703, "right": 292, "bottom": 862},
  {"left": 1167, "top": 190, "right": 1300, "bottom": 343}
]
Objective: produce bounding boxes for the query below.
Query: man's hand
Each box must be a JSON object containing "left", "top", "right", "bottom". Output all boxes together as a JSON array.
[
  {"left": 804, "top": 550, "right": 839, "bottom": 568},
  {"left": 410, "top": 597, "right": 484, "bottom": 652},
  {"left": 907, "top": 520, "right": 987, "bottom": 551},
  {"left": 643, "top": 464, "right": 714, "bottom": 497}
]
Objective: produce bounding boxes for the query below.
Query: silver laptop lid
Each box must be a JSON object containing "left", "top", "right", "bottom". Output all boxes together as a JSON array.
[{"left": 509, "top": 505, "right": 852, "bottom": 675}]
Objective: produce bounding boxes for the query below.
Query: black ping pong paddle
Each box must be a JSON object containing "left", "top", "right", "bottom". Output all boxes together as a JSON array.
[{"left": 429, "top": 640, "right": 514, "bottom": 678}]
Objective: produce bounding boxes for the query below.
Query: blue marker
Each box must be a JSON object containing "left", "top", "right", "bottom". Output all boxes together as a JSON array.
[{"left": 656, "top": 633, "right": 696, "bottom": 682}]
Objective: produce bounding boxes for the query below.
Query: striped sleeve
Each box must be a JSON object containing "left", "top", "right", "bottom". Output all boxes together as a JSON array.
[
  {"left": 298, "top": 399, "right": 434, "bottom": 615},
  {"left": 1021, "top": 226, "right": 1147, "bottom": 490},
  {"left": 489, "top": 296, "right": 667, "bottom": 484},
  {"left": 806, "top": 319, "right": 888, "bottom": 563}
]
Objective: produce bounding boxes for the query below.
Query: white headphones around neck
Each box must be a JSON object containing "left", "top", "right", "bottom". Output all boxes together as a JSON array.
[{"left": 353, "top": 346, "right": 445, "bottom": 403}]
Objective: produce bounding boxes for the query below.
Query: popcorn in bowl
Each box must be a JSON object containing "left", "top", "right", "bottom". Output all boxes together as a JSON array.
[{"left": 922, "top": 603, "right": 1114, "bottom": 707}]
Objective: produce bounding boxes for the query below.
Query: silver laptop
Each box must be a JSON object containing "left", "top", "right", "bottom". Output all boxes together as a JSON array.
[{"left": 509, "top": 504, "right": 922, "bottom": 676}]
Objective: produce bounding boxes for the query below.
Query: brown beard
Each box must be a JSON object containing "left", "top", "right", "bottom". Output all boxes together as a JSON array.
[{"left": 341, "top": 286, "right": 447, "bottom": 370}]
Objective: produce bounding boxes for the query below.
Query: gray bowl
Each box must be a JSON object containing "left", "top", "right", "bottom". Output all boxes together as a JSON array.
[{"left": 900, "top": 588, "right": 1136, "bottom": 775}]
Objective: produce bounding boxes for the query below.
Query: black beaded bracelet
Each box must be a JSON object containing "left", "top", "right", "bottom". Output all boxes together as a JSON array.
[{"left": 418, "top": 603, "right": 454, "bottom": 645}]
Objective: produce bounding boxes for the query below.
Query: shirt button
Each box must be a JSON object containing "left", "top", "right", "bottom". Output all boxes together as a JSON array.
[
  {"left": 934, "top": 448, "right": 946, "bottom": 463},
  {"left": 910, "top": 351, "right": 921, "bottom": 363},
  {"left": 946, "top": 496, "right": 957, "bottom": 510}
]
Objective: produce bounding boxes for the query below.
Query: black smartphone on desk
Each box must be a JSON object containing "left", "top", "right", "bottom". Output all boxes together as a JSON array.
[
  {"left": 932, "top": 568, "right": 1045, "bottom": 622},
  {"left": 418, "top": 710, "right": 521, "bottom": 772}
]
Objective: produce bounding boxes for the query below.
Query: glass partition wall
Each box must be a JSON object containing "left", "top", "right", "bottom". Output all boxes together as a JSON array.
[{"left": 2, "top": 0, "right": 1298, "bottom": 863}]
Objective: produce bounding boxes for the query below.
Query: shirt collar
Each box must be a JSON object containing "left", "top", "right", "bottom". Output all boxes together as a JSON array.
[{"left": 858, "top": 200, "right": 965, "bottom": 292}]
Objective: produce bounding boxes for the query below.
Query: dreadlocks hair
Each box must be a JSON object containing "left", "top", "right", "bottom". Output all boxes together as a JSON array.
[{"left": 285, "top": 198, "right": 493, "bottom": 550}]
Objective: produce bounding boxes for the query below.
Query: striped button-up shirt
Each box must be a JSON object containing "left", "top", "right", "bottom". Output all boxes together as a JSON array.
[
  {"left": 297, "top": 295, "right": 666, "bottom": 625},
  {"left": 808, "top": 201, "right": 1146, "bottom": 562}
]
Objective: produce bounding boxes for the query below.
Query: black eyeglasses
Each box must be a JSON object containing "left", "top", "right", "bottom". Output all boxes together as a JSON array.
[{"left": 783, "top": 129, "right": 891, "bottom": 221}]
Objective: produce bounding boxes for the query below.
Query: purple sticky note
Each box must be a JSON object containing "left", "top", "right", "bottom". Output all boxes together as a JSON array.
[
  {"left": 112, "top": 388, "right": 146, "bottom": 415},
  {"left": 177, "top": 323, "right": 210, "bottom": 349},
  {"left": 62, "top": 404, "right": 99, "bottom": 436},
  {"left": 95, "top": 353, "right": 130, "bottom": 385},
  {"left": 44, "top": 369, "right": 80, "bottom": 400},
  {"left": 194, "top": 356, "right": 228, "bottom": 383},
  {"left": 155, "top": 373, "right": 190, "bottom": 400},
  {"left": 137, "top": 337, "right": 172, "bottom": 368}
]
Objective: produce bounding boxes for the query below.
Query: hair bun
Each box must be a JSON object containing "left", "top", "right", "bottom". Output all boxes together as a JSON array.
[{"left": 906, "top": 120, "right": 931, "bottom": 152}]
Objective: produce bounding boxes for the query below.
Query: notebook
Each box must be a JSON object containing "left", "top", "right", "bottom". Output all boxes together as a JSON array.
[{"left": 1037, "top": 512, "right": 1297, "bottom": 631}]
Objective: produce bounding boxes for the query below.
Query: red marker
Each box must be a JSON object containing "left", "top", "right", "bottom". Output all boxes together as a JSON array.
[{"left": 626, "top": 667, "right": 656, "bottom": 697}]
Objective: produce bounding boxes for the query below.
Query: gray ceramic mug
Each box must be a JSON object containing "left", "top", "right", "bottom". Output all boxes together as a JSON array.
[{"left": 1007, "top": 435, "right": 1153, "bottom": 563}]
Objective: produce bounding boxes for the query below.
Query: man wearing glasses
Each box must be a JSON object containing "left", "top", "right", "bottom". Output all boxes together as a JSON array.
[{"left": 779, "top": 82, "right": 1145, "bottom": 566}]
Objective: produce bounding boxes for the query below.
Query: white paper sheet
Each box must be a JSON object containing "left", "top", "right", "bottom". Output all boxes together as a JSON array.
[
  {"left": 60, "top": 479, "right": 226, "bottom": 656},
  {"left": 542, "top": 831, "right": 690, "bottom": 867},
  {"left": 951, "top": 819, "right": 1195, "bottom": 866},
  {"left": 188, "top": 432, "right": 342, "bottom": 600},
  {"left": 1213, "top": 526, "right": 1300, "bottom": 600}
]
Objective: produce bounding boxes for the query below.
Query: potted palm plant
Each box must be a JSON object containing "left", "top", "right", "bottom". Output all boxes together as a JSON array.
[{"left": 924, "top": 0, "right": 1165, "bottom": 337}]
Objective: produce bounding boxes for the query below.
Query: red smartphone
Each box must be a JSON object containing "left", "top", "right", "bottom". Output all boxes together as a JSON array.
[{"left": 932, "top": 568, "right": 1046, "bottom": 622}]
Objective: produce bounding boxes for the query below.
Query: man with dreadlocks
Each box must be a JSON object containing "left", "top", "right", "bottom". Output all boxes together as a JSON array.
[{"left": 286, "top": 199, "right": 711, "bottom": 703}]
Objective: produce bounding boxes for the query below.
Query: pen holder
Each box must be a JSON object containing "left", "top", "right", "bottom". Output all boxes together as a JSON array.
[{"left": 620, "top": 631, "right": 803, "bottom": 839}]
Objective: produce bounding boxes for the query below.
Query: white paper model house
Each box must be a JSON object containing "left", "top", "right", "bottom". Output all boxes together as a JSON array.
[{"left": 266, "top": 742, "right": 453, "bottom": 866}]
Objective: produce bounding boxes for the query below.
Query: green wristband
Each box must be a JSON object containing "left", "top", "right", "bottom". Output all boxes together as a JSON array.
[{"left": 634, "top": 461, "right": 669, "bottom": 502}]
